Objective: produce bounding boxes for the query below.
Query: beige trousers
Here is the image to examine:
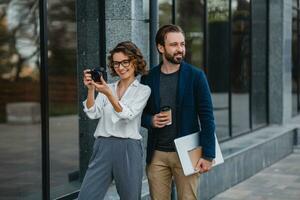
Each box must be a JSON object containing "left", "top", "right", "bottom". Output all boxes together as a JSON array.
[{"left": 146, "top": 150, "right": 200, "bottom": 200}]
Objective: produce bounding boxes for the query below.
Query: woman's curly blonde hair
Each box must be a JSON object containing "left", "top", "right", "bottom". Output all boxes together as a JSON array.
[{"left": 108, "top": 41, "right": 148, "bottom": 77}]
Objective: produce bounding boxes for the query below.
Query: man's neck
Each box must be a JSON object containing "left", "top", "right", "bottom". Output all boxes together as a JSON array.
[{"left": 161, "top": 61, "right": 180, "bottom": 74}]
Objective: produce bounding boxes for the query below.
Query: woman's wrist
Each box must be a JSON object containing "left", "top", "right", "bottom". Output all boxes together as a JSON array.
[
  {"left": 87, "top": 86, "right": 94, "bottom": 92},
  {"left": 104, "top": 90, "right": 113, "bottom": 99}
]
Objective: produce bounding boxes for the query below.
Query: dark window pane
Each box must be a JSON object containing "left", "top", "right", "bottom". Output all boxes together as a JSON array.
[
  {"left": 143, "top": 0, "right": 149, "bottom": 19},
  {"left": 293, "top": 0, "right": 298, "bottom": 8},
  {"left": 251, "top": 0, "right": 267, "bottom": 127},
  {"left": 292, "top": 7, "right": 299, "bottom": 116},
  {"left": 231, "top": 0, "right": 251, "bottom": 135},
  {"left": 47, "top": 0, "right": 79, "bottom": 198},
  {"left": 176, "top": 0, "right": 205, "bottom": 69},
  {"left": 207, "top": 0, "right": 230, "bottom": 140},
  {"left": 159, "top": 0, "right": 172, "bottom": 26},
  {"left": 0, "top": 0, "right": 42, "bottom": 199}
]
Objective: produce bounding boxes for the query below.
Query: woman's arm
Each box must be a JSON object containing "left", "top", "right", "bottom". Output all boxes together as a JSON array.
[
  {"left": 92, "top": 76, "right": 122, "bottom": 112},
  {"left": 111, "top": 86, "right": 151, "bottom": 123},
  {"left": 82, "top": 69, "right": 106, "bottom": 119},
  {"left": 86, "top": 88, "right": 95, "bottom": 109}
]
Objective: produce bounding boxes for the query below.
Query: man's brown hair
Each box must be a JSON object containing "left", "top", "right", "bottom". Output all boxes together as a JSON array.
[{"left": 155, "top": 24, "right": 184, "bottom": 48}]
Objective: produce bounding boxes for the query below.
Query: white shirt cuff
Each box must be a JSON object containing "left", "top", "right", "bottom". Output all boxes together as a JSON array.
[
  {"left": 83, "top": 100, "right": 96, "bottom": 113},
  {"left": 111, "top": 101, "right": 132, "bottom": 123}
]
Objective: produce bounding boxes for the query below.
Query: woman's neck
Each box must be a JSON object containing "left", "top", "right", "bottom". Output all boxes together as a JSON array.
[
  {"left": 118, "top": 76, "right": 135, "bottom": 89},
  {"left": 117, "top": 76, "right": 135, "bottom": 100}
]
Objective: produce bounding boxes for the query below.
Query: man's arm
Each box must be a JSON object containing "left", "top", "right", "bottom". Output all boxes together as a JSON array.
[
  {"left": 141, "top": 75, "right": 153, "bottom": 129},
  {"left": 195, "top": 70, "right": 216, "bottom": 160}
]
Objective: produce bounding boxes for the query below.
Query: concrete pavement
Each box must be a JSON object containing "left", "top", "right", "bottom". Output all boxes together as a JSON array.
[
  {"left": 211, "top": 145, "right": 300, "bottom": 200},
  {"left": 1, "top": 113, "right": 300, "bottom": 199}
]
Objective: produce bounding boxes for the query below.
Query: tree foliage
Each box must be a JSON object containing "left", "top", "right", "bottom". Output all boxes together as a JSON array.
[{"left": 0, "top": 0, "right": 76, "bottom": 81}]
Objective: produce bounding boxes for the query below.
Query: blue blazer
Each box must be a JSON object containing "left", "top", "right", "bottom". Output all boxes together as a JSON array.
[{"left": 141, "top": 61, "right": 216, "bottom": 164}]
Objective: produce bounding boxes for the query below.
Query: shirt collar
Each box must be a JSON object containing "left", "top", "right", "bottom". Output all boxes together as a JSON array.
[
  {"left": 113, "top": 79, "right": 139, "bottom": 89},
  {"left": 131, "top": 79, "right": 139, "bottom": 87}
]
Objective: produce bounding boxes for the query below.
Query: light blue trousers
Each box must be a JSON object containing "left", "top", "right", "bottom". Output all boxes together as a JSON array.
[{"left": 78, "top": 136, "right": 143, "bottom": 200}]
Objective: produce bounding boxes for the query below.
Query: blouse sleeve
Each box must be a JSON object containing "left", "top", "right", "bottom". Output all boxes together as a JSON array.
[
  {"left": 111, "top": 85, "right": 151, "bottom": 123},
  {"left": 82, "top": 92, "right": 107, "bottom": 119}
]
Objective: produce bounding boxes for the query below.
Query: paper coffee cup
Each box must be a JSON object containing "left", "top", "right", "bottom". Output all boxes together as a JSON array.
[{"left": 161, "top": 106, "right": 172, "bottom": 125}]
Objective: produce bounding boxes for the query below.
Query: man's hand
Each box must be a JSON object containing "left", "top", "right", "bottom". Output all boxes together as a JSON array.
[
  {"left": 195, "top": 158, "right": 213, "bottom": 173},
  {"left": 152, "top": 112, "right": 170, "bottom": 128}
]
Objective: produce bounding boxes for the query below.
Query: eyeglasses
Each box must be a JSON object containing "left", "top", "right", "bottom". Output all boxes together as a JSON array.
[{"left": 112, "top": 59, "right": 131, "bottom": 69}]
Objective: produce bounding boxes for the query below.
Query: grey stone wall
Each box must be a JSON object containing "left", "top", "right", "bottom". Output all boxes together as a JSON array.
[
  {"left": 251, "top": 0, "right": 268, "bottom": 125},
  {"left": 75, "top": 1, "right": 297, "bottom": 199},
  {"left": 76, "top": 0, "right": 102, "bottom": 181},
  {"left": 199, "top": 126, "right": 295, "bottom": 200},
  {"left": 76, "top": 0, "right": 149, "bottom": 181},
  {"left": 104, "top": 0, "right": 150, "bottom": 176},
  {"left": 105, "top": 0, "right": 149, "bottom": 78},
  {"left": 269, "top": 0, "right": 293, "bottom": 124},
  {"left": 104, "top": 0, "right": 150, "bottom": 178}
]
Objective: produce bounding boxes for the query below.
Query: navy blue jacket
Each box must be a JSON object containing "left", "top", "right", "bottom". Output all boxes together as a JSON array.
[{"left": 141, "top": 61, "right": 216, "bottom": 164}]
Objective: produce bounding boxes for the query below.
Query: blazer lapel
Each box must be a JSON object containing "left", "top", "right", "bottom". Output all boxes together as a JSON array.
[
  {"left": 152, "top": 64, "right": 161, "bottom": 112},
  {"left": 177, "top": 62, "right": 189, "bottom": 107}
]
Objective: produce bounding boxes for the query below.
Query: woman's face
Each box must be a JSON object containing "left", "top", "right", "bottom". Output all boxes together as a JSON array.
[{"left": 112, "top": 52, "right": 135, "bottom": 80}]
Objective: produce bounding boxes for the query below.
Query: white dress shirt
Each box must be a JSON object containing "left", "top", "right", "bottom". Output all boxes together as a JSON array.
[{"left": 83, "top": 79, "right": 151, "bottom": 139}]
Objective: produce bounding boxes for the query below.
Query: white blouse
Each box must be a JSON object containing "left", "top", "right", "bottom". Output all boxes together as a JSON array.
[{"left": 83, "top": 79, "right": 151, "bottom": 140}]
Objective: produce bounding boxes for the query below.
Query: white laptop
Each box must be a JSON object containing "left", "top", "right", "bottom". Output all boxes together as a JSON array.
[{"left": 174, "top": 132, "right": 224, "bottom": 176}]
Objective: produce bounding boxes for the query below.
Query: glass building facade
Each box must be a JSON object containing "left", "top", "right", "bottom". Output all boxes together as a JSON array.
[
  {"left": 0, "top": 0, "right": 78, "bottom": 199},
  {"left": 0, "top": 1, "right": 42, "bottom": 199},
  {"left": 0, "top": 0, "right": 295, "bottom": 199},
  {"left": 292, "top": 0, "right": 300, "bottom": 116},
  {"left": 158, "top": 0, "right": 268, "bottom": 140}
]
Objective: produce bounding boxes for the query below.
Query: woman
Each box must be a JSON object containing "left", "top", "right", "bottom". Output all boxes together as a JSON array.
[{"left": 78, "top": 41, "right": 151, "bottom": 200}]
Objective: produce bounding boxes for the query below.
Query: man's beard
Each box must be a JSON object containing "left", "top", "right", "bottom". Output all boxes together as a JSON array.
[{"left": 165, "top": 51, "right": 185, "bottom": 64}]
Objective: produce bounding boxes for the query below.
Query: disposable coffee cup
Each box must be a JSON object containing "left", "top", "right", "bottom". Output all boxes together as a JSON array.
[{"left": 161, "top": 106, "right": 172, "bottom": 125}]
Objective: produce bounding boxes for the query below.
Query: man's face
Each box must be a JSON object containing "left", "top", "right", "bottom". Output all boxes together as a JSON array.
[{"left": 159, "top": 32, "right": 186, "bottom": 64}]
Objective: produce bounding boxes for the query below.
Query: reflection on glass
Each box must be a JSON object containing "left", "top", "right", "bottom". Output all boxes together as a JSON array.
[
  {"left": 47, "top": 0, "right": 79, "bottom": 198},
  {"left": 176, "top": 0, "right": 204, "bottom": 69},
  {"left": 143, "top": 0, "right": 150, "bottom": 63},
  {"left": 207, "top": 0, "right": 230, "bottom": 141},
  {"left": 292, "top": 6, "right": 299, "bottom": 116},
  {"left": 143, "top": 0, "right": 149, "bottom": 19},
  {"left": 159, "top": 0, "right": 172, "bottom": 26},
  {"left": 251, "top": 0, "right": 267, "bottom": 128},
  {"left": 231, "top": 0, "right": 251, "bottom": 135},
  {"left": 293, "top": 0, "right": 298, "bottom": 9},
  {"left": 0, "top": 0, "right": 42, "bottom": 199}
]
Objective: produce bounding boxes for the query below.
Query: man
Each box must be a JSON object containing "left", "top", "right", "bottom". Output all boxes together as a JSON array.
[{"left": 141, "top": 24, "right": 216, "bottom": 200}]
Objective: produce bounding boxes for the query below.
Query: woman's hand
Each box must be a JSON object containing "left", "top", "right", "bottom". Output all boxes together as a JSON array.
[
  {"left": 83, "top": 69, "right": 96, "bottom": 108},
  {"left": 83, "top": 69, "right": 94, "bottom": 91},
  {"left": 92, "top": 76, "right": 112, "bottom": 97},
  {"left": 93, "top": 76, "right": 122, "bottom": 112}
]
